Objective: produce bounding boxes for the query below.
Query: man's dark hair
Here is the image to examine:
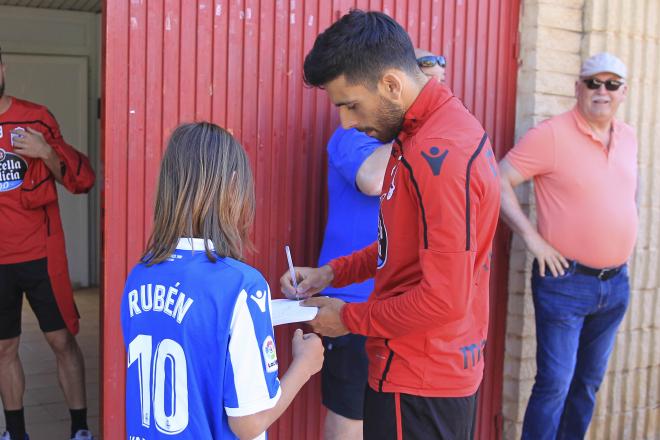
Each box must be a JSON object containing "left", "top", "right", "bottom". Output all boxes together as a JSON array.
[
  {"left": 0, "top": 46, "right": 3, "bottom": 64},
  {"left": 303, "top": 10, "right": 418, "bottom": 88}
]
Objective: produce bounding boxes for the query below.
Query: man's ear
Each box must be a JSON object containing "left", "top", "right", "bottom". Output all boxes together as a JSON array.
[{"left": 379, "top": 70, "right": 404, "bottom": 101}]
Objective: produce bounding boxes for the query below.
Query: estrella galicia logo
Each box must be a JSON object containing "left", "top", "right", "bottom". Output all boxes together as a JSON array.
[
  {"left": 0, "top": 148, "right": 27, "bottom": 192},
  {"left": 377, "top": 211, "right": 388, "bottom": 269},
  {"left": 421, "top": 147, "right": 448, "bottom": 176}
]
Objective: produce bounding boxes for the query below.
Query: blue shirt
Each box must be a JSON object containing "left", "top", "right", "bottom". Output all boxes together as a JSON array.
[
  {"left": 317, "top": 127, "right": 385, "bottom": 303},
  {"left": 121, "top": 238, "right": 281, "bottom": 439}
]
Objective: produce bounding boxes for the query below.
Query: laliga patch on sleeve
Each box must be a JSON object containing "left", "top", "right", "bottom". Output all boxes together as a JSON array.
[{"left": 262, "top": 335, "right": 278, "bottom": 373}]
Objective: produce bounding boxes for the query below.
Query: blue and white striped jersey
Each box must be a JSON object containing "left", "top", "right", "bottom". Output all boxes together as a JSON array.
[{"left": 120, "top": 238, "right": 281, "bottom": 439}]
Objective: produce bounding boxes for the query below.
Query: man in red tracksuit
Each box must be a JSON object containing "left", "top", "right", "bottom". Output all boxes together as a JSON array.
[
  {"left": 0, "top": 47, "right": 95, "bottom": 440},
  {"left": 280, "top": 11, "right": 500, "bottom": 439}
]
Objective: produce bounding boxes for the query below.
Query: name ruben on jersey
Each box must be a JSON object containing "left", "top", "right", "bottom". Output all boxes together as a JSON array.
[
  {"left": 0, "top": 148, "right": 27, "bottom": 192},
  {"left": 126, "top": 281, "right": 194, "bottom": 324}
]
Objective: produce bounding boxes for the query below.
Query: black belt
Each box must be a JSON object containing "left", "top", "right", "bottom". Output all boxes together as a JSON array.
[{"left": 573, "top": 262, "right": 624, "bottom": 281}]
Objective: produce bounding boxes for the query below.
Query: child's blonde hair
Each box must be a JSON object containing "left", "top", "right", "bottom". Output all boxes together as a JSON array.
[{"left": 142, "top": 122, "right": 254, "bottom": 265}]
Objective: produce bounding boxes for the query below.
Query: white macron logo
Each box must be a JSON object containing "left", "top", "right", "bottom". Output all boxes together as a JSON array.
[{"left": 250, "top": 288, "right": 268, "bottom": 313}]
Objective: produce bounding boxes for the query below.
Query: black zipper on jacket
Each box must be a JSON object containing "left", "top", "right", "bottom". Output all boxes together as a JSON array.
[
  {"left": 400, "top": 157, "right": 429, "bottom": 249},
  {"left": 464, "top": 132, "right": 489, "bottom": 251},
  {"left": 378, "top": 340, "right": 395, "bottom": 392},
  {"left": 43, "top": 206, "right": 51, "bottom": 236}
]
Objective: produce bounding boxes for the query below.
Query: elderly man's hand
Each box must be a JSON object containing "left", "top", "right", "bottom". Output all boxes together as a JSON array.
[
  {"left": 525, "top": 233, "right": 569, "bottom": 277},
  {"left": 302, "top": 296, "right": 349, "bottom": 337}
]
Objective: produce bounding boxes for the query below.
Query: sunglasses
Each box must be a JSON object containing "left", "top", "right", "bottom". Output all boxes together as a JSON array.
[
  {"left": 417, "top": 55, "right": 446, "bottom": 69},
  {"left": 582, "top": 78, "right": 624, "bottom": 91}
]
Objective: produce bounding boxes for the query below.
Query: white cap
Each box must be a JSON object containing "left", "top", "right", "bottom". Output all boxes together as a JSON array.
[{"left": 580, "top": 52, "right": 627, "bottom": 79}]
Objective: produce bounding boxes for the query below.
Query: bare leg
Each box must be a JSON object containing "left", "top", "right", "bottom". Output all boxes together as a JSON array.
[
  {"left": 43, "top": 329, "right": 86, "bottom": 409},
  {"left": 324, "top": 409, "right": 363, "bottom": 440},
  {"left": 0, "top": 337, "right": 25, "bottom": 410}
]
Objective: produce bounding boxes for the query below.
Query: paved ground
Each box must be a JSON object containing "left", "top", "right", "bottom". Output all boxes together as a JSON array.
[{"left": 0, "top": 288, "right": 100, "bottom": 440}]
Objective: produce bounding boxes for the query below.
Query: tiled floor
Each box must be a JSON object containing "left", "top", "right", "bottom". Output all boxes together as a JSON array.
[{"left": 0, "top": 289, "right": 100, "bottom": 440}]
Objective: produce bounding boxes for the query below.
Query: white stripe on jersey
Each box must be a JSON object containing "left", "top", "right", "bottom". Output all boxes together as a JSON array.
[{"left": 225, "top": 289, "right": 280, "bottom": 417}]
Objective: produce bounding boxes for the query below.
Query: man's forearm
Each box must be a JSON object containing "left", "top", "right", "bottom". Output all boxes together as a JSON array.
[
  {"left": 499, "top": 178, "right": 539, "bottom": 243},
  {"left": 328, "top": 242, "right": 378, "bottom": 287},
  {"left": 42, "top": 145, "right": 64, "bottom": 183}
]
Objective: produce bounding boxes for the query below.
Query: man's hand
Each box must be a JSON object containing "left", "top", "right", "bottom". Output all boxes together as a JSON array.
[
  {"left": 525, "top": 232, "right": 569, "bottom": 277},
  {"left": 302, "top": 296, "right": 348, "bottom": 337},
  {"left": 12, "top": 128, "right": 64, "bottom": 182},
  {"left": 11, "top": 128, "right": 53, "bottom": 160},
  {"left": 280, "top": 265, "right": 334, "bottom": 300}
]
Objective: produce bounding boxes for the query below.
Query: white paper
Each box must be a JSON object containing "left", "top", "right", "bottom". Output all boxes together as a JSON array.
[{"left": 271, "top": 299, "right": 318, "bottom": 326}]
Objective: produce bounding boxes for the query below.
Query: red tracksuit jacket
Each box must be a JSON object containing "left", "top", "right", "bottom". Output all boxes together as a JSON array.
[
  {"left": 0, "top": 98, "right": 95, "bottom": 335},
  {"left": 330, "top": 79, "right": 500, "bottom": 397}
]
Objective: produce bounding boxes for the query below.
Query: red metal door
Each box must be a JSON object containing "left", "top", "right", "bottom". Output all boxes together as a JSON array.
[{"left": 102, "top": 1, "right": 519, "bottom": 438}]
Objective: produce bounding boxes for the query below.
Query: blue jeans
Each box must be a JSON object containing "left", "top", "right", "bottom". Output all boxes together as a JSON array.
[{"left": 522, "top": 261, "right": 629, "bottom": 440}]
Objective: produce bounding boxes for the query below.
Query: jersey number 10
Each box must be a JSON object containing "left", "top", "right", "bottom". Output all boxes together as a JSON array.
[{"left": 128, "top": 334, "right": 189, "bottom": 434}]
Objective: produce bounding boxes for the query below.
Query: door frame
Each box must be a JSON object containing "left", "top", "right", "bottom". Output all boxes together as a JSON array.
[{"left": 0, "top": 5, "right": 101, "bottom": 285}]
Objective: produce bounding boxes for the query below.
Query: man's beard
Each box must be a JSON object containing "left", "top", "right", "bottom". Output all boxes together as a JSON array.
[
  {"left": 0, "top": 80, "right": 4, "bottom": 99},
  {"left": 371, "top": 95, "right": 404, "bottom": 143}
]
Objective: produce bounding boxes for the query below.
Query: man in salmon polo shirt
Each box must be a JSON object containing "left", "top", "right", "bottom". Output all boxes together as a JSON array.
[{"left": 499, "top": 52, "right": 637, "bottom": 439}]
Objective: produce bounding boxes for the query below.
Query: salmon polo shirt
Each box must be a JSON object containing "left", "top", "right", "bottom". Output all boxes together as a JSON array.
[{"left": 505, "top": 107, "right": 638, "bottom": 268}]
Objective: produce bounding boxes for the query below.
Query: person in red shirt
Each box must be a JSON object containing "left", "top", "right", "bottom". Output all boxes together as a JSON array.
[
  {"left": 280, "top": 11, "right": 500, "bottom": 440},
  {"left": 0, "top": 47, "right": 95, "bottom": 440}
]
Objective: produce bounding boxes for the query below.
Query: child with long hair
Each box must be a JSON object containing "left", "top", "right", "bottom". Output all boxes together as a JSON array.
[{"left": 120, "top": 122, "right": 323, "bottom": 439}]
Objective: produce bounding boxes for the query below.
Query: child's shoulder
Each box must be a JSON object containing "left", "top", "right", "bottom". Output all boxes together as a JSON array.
[
  {"left": 123, "top": 255, "right": 267, "bottom": 296},
  {"left": 218, "top": 257, "right": 267, "bottom": 287}
]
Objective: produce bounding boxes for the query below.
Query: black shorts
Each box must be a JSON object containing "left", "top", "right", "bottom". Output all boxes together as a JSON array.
[
  {"left": 363, "top": 386, "right": 478, "bottom": 440},
  {"left": 0, "top": 258, "right": 67, "bottom": 339},
  {"left": 321, "top": 333, "right": 369, "bottom": 420}
]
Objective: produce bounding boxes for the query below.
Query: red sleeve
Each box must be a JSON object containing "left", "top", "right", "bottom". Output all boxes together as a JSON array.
[
  {"left": 42, "top": 109, "right": 95, "bottom": 194},
  {"left": 504, "top": 119, "right": 556, "bottom": 179},
  {"left": 342, "top": 134, "right": 494, "bottom": 338},
  {"left": 328, "top": 242, "right": 378, "bottom": 288}
]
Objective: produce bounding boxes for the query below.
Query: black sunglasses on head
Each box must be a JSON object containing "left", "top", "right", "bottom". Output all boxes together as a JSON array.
[
  {"left": 582, "top": 78, "right": 624, "bottom": 91},
  {"left": 417, "top": 55, "right": 446, "bottom": 69}
]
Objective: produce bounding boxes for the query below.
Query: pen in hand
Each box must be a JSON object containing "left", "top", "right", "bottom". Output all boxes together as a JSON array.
[{"left": 285, "top": 245, "right": 300, "bottom": 300}]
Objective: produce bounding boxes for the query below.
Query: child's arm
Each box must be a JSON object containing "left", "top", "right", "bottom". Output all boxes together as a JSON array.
[{"left": 228, "top": 329, "right": 323, "bottom": 439}]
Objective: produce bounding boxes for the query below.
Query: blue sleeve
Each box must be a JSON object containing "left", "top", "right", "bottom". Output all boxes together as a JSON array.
[
  {"left": 223, "top": 275, "right": 281, "bottom": 417},
  {"left": 327, "top": 127, "right": 386, "bottom": 188}
]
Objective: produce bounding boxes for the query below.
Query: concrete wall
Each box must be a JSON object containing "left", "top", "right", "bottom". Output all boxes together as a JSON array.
[{"left": 504, "top": 1, "right": 660, "bottom": 439}]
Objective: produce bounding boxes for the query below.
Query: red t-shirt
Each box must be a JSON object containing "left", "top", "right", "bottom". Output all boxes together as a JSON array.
[
  {"left": 329, "top": 79, "right": 501, "bottom": 397},
  {"left": 0, "top": 98, "right": 73, "bottom": 263}
]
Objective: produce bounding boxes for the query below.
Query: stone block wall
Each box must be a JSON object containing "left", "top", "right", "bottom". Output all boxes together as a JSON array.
[{"left": 503, "top": 1, "right": 660, "bottom": 439}]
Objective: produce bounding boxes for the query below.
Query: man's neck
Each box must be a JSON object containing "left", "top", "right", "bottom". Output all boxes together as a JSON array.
[
  {"left": 401, "top": 74, "right": 430, "bottom": 112},
  {"left": 579, "top": 111, "right": 614, "bottom": 149},
  {"left": 577, "top": 108, "right": 613, "bottom": 135},
  {"left": 587, "top": 118, "right": 613, "bottom": 134},
  {"left": 0, "top": 95, "right": 11, "bottom": 115}
]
